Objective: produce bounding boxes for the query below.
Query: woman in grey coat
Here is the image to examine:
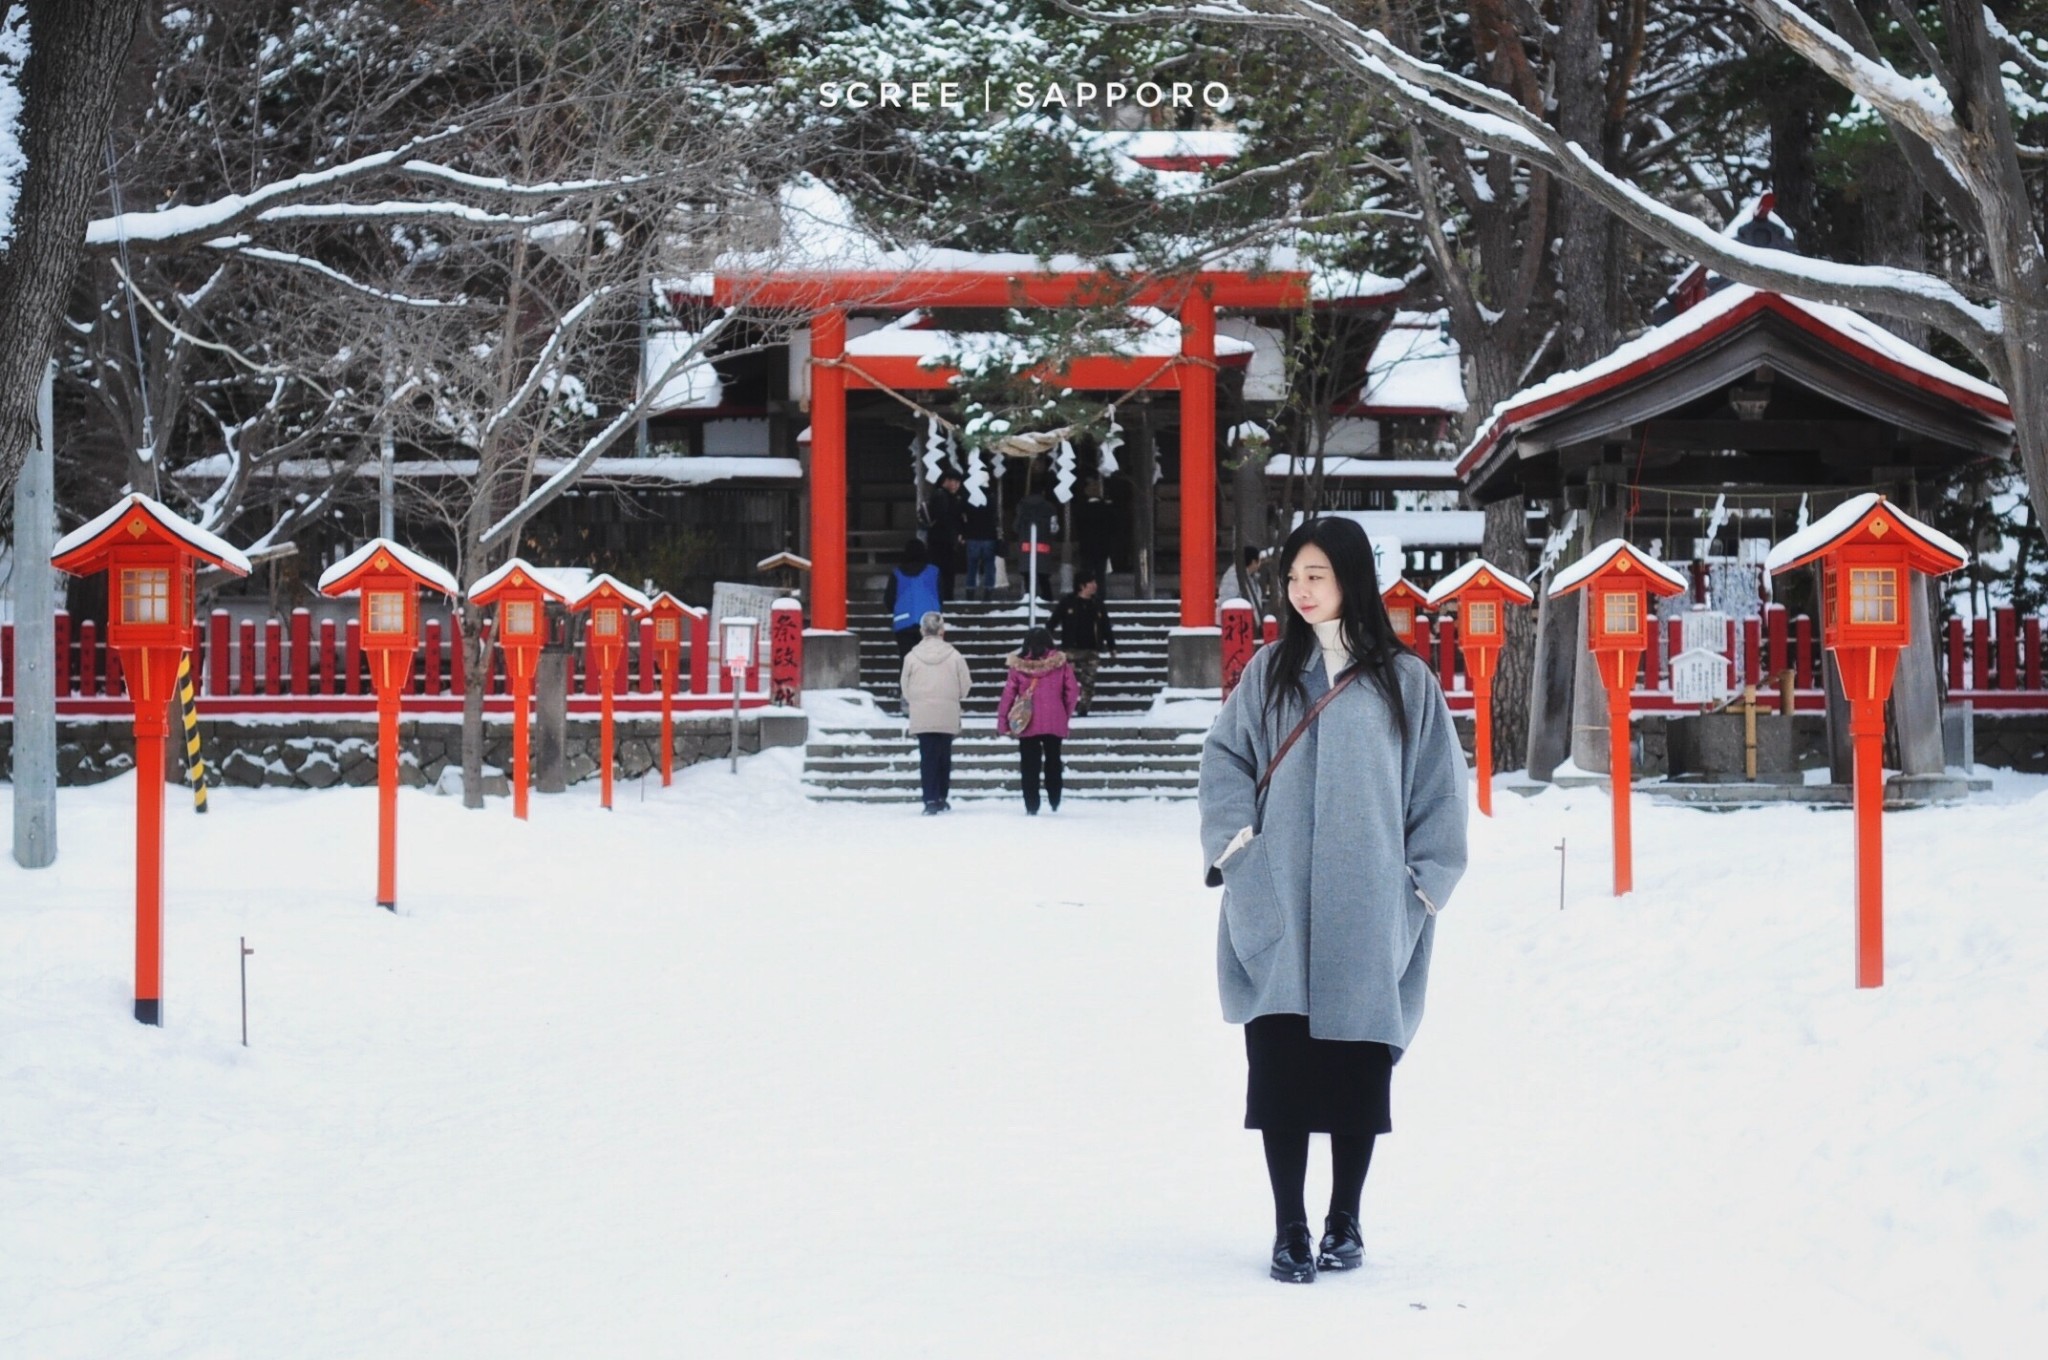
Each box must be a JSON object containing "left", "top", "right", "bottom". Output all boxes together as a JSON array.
[{"left": 1199, "top": 515, "right": 1469, "bottom": 1283}]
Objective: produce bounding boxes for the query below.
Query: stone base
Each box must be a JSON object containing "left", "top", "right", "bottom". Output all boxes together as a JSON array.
[
  {"left": 804, "top": 630, "right": 861, "bottom": 690},
  {"left": 757, "top": 711, "right": 809, "bottom": 749},
  {"left": 1166, "top": 627, "right": 1221, "bottom": 690},
  {"left": 1666, "top": 711, "right": 1796, "bottom": 780}
]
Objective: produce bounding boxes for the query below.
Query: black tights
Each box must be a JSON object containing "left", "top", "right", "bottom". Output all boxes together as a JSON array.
[{"left": 1261, "top": 1130, "right": 1376, "bottom": 1229}]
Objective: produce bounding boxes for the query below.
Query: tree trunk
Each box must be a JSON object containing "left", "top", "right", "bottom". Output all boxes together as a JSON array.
[
  {"left": 460, "top": 599, "right": 488, "bottom": 810},
  {"left": 1859, "top": 147, "right": 1927, "bottom": 348},
  {"left": 1555, "top": 0, "right": 1615, "bottom": 368},
  {"left": 1571, "top": 476, "right": 1626, "bottom": 772},
  {"left": 0, "top": 0, "right": 148, "bottom": 495},
  {"left": 10, "top": 363, "right": 57, "bottom": 868},
  {"left": 1130, "top": 402, "right": 1156, "bottom": 599},
  {"left": 1481, "top": 497, "right": 1534, "bottom": 771}
]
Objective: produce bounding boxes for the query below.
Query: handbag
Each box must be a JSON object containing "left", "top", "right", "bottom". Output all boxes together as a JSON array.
[
  {"left": 1005, "top": 670, "right": 1041, "bottom": 736},
  {"left": 1205, "top": 669, "right": 1362, "bottom": 886}
]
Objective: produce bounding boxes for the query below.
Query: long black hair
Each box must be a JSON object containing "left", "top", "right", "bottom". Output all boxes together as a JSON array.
[
  {"left": 1261, "top": 516, "right": 1409, "bottom": 735},
  {"left": 1020, "top": 626, "right": 1055, "bottom": 660}
]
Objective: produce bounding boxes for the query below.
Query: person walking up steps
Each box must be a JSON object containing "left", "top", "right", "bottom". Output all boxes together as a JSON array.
[
  {"left": 1198, "top": 515, "right": 1469, "bottom": 1284},
  {"left": 901, "top": 612, "right": 972, "bottom": 815},
  {"left": 996, "top": 626, "right": 1078, "bottom": 815},
  {"left": 885, "top": 539, "right": 941, "bottom": 661},
  {"left": 1048, "top": 570, "right": 1116, "bottom": 716}
]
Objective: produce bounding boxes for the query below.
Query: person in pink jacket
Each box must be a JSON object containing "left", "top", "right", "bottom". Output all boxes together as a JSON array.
[{"left": 996, "top": 626, "right": 1081, "bottom": 814}]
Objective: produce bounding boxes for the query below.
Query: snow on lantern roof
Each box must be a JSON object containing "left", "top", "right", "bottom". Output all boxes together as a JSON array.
[
  {"left": 844, "top": 305, "right": 1257, "bottom": 364},
  {"left": 646, "top": 590, "right": 705, "bottom": 618},
  {"left": 1459, "top": 285, "right": 2011, "bottom": 479},
  {"left": 1763, "top": 493, "right": 1967, "bottom": 576},
  {"left": 1358, "top": 311, "right": 1467, "bottom": 415},
  {"left": 1548, "top": 539, "right": 1689, "bottom": 598},
  {"left": 316, "top": 537, "right": 459, "bottom": 599},
  {"left": 1426, "top": 557, "right": 1536, "bottom": 608},
  {"left": 468, "top": 557, "right": 572, "bottom": 605},
  {"left": 570, "top": 573, "right": 651, "bottom": 614},
  {"left": 52, "top": 493, "right": 252, "bottom": 576}
]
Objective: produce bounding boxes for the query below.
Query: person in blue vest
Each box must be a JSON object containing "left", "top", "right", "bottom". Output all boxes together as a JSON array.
[{"left": 885, "top": 538, "right": 942, "bottom": 660}]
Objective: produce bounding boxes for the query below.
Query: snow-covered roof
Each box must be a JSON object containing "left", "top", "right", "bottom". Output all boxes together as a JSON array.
[
  {"left": 1292, "top": 509, "right": 1485, "bottom": 547},
  {"left": 1358, "top": 311, "right": 1466, "bottom": 414},
  {"left": 51, "top": 493, "right": 252, "bottom": 576},
  {"left": 316, "top": 537, "right": 459, "bottom": 598},
  {"left": 1763, "top": 492, "right": 1967, "bottom": 575},
  {"left": 1461, "top": 285, "right": 2011, "bottom": 478},
  {"left": 570, "top": 573, "right": 651, "bottom": 614},
  {"left": 844, "top": 306, "right": 1256, "bottom": 364},
  {"left": 1264, "top": 455, "right": 1461, "bottom": 483},
  {"left": 468, "top": 557, "right": 571, "bottom": 604},
  {"left": 642, "top": 328, "right": 723, "bottom": 413},
  {"left": 678, "top": 174, "right": 1402, "bottom": 304},
  {"left": 1426, "top": 557, "right": 1536, "bottom": 607},
  {"left": 175, "top": 454, "right": 802, "bottom": 486},
  {"left": 646, "top": 590, "right": 705, "bottom": 618},
  {"left": 1549, "top": 539, "right": 1689, "bottom": 598}
]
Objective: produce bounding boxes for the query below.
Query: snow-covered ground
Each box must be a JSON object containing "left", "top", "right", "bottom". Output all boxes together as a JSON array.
[{"left": 4, "top": 755, "right": 2045, "bottom": 1358}]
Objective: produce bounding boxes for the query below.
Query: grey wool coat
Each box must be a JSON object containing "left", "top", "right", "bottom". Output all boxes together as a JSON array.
[{"left": 1198, "top": 645, "right": 1469, "bottom": 1057}]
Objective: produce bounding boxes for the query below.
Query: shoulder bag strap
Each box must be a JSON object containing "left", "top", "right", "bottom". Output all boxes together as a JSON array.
[{"left": 1254, "top": 669, "right": 1362, "bottom": 802}]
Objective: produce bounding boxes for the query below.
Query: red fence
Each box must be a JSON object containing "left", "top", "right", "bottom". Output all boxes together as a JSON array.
[
  {"left": 1944, "top": 608, "right": 2048, "bottom": 709},
  {"left": 0, "top": 607, "right": 781, "bottom": 718}
]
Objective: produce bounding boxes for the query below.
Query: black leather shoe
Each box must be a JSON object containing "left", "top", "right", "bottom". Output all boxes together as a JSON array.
[
  {"left": 1270, "top": 1222, "right": 1316, "bottom": 1283},
  {"left": 1316, "top": 1211, "right": 1363, "bottom": 1271}
]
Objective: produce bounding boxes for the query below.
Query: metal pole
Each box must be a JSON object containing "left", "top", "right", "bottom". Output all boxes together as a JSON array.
[
  {"left": 12, "top": 361, "right": 58, "bottom": 868},
  {"left": 729, "top": 677, "right": 741, "bottom": 773},
  {"left": 240, "top": 937, "right": 252, "bottom": 1046}
]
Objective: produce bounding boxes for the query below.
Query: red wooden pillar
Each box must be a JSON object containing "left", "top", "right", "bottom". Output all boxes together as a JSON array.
[
  {"left": 1996, "top": 606, "right": 2018, "bottom": 690},
  {"left": 290, "top": 608, "right": 311, "bottom": 695},
  {"left": 344, "top": 618, "right": 363, "bottom": 695},
  {"left": 811, "top": 307, "right": 849, "bottom": 632},
  {"left": 423, "top": 619, "right": 443, "bottom": 696},
  {"left": 105, "top": 645, "right": 124, "bottom": 697},
  {"left": 450, "top": 614, "right": 466, "bottom": 697},
  {"left": 208, "top": 610, "right": 230, "bottom": 696},
  {"left": 1946, "top": 617, "right": 1964, "bottom": 690},
  {"left": 2026, "top": 616, "right": 2043, "bottom": 692},
  {"left": 1220, "top": 600, "right": 1256, "bottom": 700},
  {"left": 53, "top": 610, "right": 71, "bottom": 696},
  {"left": 1178, "top": 287, "right": 1217, "bottom": 628},
  {"left": 1724, "top": 618, "right": 1737, "bottom": 690},
  {"left": 238, "top": 618, "right": 256, "bottom": 696},
  {"left": 1645, "top": 611, "right": 1664, "bottom": 688},
  {"left": 1435, "top": 615, "right": 1457, "bottom": 690},
  {"left": 262, "top": 618, "right": 282, "bottom": 694},
  {"left": 1971, "top": 616, "right": 1990, "bottom": 688},
  {"left": 318, "top": 618, "right": 338, "bottom": 694},
  {"left": 1262, "top": 614, "right": 1278, "bottom": 646},
  {"left": 688, "top": 610, "right": 709, "bottom": 695},
  {"left": 78, "top": 619, "right": 100, "bottom": 695},
  {"left": 1742, "top": 616, "right": 1762, "bottom": 687},
  {"left": 638, "top": 618, "right": 657, "bottom": 693},
  {"left": 1766, "top": 603, "right": 1788, "bottom": 680},
  {"left": 0, "top": 623, "right": 11, "bottom": 697},
  {"left": 1795, "top": 614, "right": 1814, "bottom": 689}
]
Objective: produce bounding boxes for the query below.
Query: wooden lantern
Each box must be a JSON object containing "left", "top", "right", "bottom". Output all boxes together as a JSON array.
[
  {"left": 1381, "top": 578, "right": 1429, "bottom": 651},
  {"left": 569, "top": 574, "right": 651, "bottom": 810},
  {"left": 1766, "top": 494, "right": 1967, "bottom": 988},
  {"left": 50, "top": 494, "right": 251, "bottom": 1025},
  {"left": 317, "top": 539, "right": 458, "bottom": 910},
  {"left": 645, "top": 591, "right": 703, "bottom": 787},
  {"left": 1548, "top": 539, "right": 1688, "bottom": 896},
  {"left": 1427, "top": 558, "right": 1535, "bottom": 818},
  {"left": 467, "top": 559, "right": 569, "bottom": 821}
]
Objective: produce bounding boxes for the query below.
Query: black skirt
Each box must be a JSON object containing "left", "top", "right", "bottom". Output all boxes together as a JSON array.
[{"left": 1243, "top": 1013, "right": 1393, "bottom": 1135}]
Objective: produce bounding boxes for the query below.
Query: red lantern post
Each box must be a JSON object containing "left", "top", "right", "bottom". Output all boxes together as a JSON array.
[
  {"left": 51, "top": 495, "right": 251, "bottom": 1025},
  {"left": 1381, "top": 579, "right": 1429, "bottom": 652},
  {"left": 1547, "top": 539, "right": 1687, "bottom": 896},
  {"left": 569, "top": 574, "right": 651, "bottom": 810},
  {"left": 317, "top": 539, "right": 458, "bottom": 910},
  {"left": 645, "top": 591, "right": 700, "bottom": 786},
  {"left": 467, "top": 559, "right": 568, "bottom": 820},
  {"left": 1427, "top": 558, "right": 1535, "bottom": 818},
  {"left": 1766, "top": 495, "right": 1967, "bottom": 987}
]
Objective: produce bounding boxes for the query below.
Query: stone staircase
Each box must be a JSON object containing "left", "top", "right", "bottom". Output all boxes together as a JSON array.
[{"left": 802, "top": 597, "right": 1208, "bottom": 802}]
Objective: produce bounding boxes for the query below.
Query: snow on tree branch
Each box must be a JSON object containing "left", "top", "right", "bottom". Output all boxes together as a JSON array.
[{"left": 213, "top": 242, "right": 471, "bottom": 309}]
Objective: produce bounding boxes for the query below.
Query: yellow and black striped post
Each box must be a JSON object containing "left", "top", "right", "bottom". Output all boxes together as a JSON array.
[{"left": 176, "top": 653, "right": 208, "bottom": 813}]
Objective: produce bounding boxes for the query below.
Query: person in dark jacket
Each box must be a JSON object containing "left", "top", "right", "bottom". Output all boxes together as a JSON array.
[
  {"left": 995, "top": 626, "right": 1079, "bottom": 814},
  {"left": 962, "top": 495, "right": 1001, "bottom": 600},
  {"left": 1012, "top": 482, "right": 1060, "bottom": 603},
  {"left": 1073, "top": 479, "right": 1119, "bottom": 595},
  {"left": 1047, "top": 571, "right": 1117, "bottom": 716},
  {"left": 883, "top": 538, "right": 941, "bottom": 660},
  {"left": 922, "top": 473, "right": 967, "bottom": 601}
]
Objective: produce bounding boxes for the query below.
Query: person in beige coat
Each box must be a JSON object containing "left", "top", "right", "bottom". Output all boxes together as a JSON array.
[{"left": 900, "top": 611, "right": 973, "bottom": 814}]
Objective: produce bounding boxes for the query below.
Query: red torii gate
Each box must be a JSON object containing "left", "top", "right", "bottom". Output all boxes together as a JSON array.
[{"left": 707, "top": 268, "right": 1324, "bottom": 632}]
